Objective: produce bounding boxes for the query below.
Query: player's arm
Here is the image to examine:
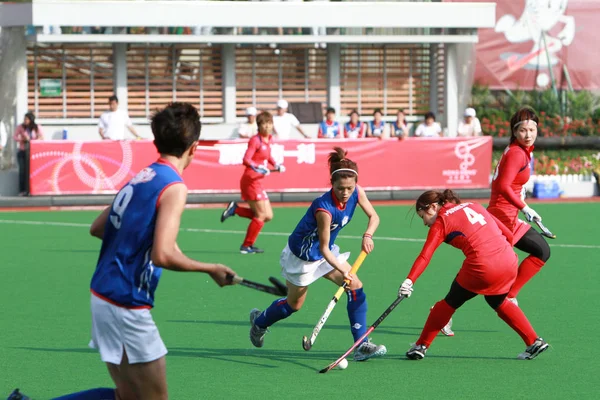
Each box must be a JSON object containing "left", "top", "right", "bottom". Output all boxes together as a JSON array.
[
  {"left": 242, "top": 138, "right": 259, "bottom": 169},
  {"left": 357, "top": 186, "right": 379, "bottom": 254},
  {"left": 316, "top": 210, "right": 351, "bottom": 280},
  {"left": 317, "top": 125, "right": 324, "bottom": 139},
  {"left": 296, "top": 124, "right": 309, "bottom": 139},
  {"left": 490, "top": 213, "right": 514, "bottom": 245},
  {"left": 152, "top": 183, "right": 236, "bottom": 286},
  {"left": 405, "top": 221, "right": 445, "bottom": 283},
  {"left": 90, "top": 206, "right": 111, "bottom": 239},
  {"left": 98, "top": 117, "right": 108, "bottom": 140}
]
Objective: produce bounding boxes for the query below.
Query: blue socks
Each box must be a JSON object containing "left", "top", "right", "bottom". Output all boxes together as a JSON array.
[
  {"left": 347, "top": 288, "right": 368, "bottom": 342},
  {"left": 52, "top": 388, "right": 115, "bottom": 400},
  {"left": 255, "top": 298, "right": 296, "bottom": 328}
]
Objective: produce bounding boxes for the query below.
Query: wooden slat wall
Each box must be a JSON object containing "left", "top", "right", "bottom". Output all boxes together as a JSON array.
[
  {"left": 340, "top": 45, "right": 437, "bottom": 118},
  {"left": 236, "top": 46, "right": 327, "bottom": 116},
  {"left": 27, "top": 44, "right": 114, "bottom": 119}
]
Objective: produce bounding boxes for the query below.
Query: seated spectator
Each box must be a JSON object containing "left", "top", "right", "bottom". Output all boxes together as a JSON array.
[
  {"left": 343, "top": 110, "right": 367, "bottom": 139},
  {"left": 98, "top": 95, "right": 141, "bottom": 141},
  {"left": 367, "top": 108, "right": 389, "bottom": 139},
  {"left": 14, "top": 112, "right": 44, "bottom": 196},
  {"left": 457, "top": 107, "right": 482, "bottom": 137},
  {"left": 415, "top": 111, "right": 442, "bottom": 137},
  {"left": 390, "top": 109, "right": 409, "bottom": 139},
  {"left": 317, "top": 107, "right": 342, "bottom": 139},
  {"left": 273, "top": 99, "right": 309, "bottom": 139},
  {"left": 237, "top": 107, "right": 258, "bottom": 139}
]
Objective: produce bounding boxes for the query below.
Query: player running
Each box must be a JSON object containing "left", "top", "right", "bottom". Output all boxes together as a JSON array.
[
  {"left": 248, "top": 147, "right": 387, "bottom": 361},
  {"left": 399, "top": 190, "right": 549, "bottom": 361},
  {"left": 52, "top": 103, "right": 237, "bottom": 400},
  {"left": 488, "top": 106, "right": 551, "bottom": 305},
  {"left": 221, "top": 111, "right": 285, "bottom": 254}
]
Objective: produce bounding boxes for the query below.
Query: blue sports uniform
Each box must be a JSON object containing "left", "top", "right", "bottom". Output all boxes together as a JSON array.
[
  {"left": 318, "top": 121, "right": 341, "bottom": 138},
  {"left": 288, "top": 188, "right": 359, "bottom": 261},
  {"left": 90, "top": 159, "right": 183, "bottom": 309}
]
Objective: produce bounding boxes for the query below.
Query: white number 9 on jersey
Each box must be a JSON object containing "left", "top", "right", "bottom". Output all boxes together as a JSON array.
[{"left": 110, "top": 185, "right": 134, "bottom": 229}]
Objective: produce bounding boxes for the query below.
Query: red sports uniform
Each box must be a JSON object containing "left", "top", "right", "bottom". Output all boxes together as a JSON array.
[
  {"left": 407, "top": 202, "right": 517, "bottom": 295},
  {"left": 241, "top": 135, "right": 276, "bottom": 201},
  {"left": 488, "top": 142, "right": 533, "bottom": 244}
]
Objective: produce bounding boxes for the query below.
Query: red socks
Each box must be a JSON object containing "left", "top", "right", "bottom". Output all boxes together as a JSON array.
[
  {"left": 416, "top": 300, "right": 456, "bottom": 347},
  {"left": 508, "top": 256, "right": 545, "bottom": 298},
  {"left": 495, "top": 299, "right": 538, "bottom": 346},
  {"left": 235, "top": 206, "right": 254, "bottom": 219},
  {"left": 242, "top": 218, "right": 265, "bottom": 247}
]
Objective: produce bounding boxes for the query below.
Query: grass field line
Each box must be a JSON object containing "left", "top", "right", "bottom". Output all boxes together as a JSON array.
[{"left": 1, "top": 218, "right": 598, "bottom": 249}]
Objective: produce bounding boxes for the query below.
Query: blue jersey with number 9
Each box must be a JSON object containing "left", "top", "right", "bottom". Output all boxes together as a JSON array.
[{"left": 90, "top": 160, "right": 184, "bottom": 308}]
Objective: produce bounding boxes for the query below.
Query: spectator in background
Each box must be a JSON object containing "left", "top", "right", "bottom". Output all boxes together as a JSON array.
[
  {"left": 415, "top": 111, "right": 442, "bottom": 137},
  {"left": 457, "top": 107, "right": 482, "bottom": 137},
  {"left": 14, "top": 112, "right": 44, "bottom": 196},
  {"left": 98, "top": 95, "right": 141, "bottom": 141},
  {"left": 367, "top": 108, "right": 389, "bottom": 139},
  {"left": 238, "top": 107, "right": 258, "bottom": 139},
  {"left": 391, "top": 109, "right": 410, "bottom": 139},
  {"left": 317, "top": 107, "right": 342, "bottom": 139},
  {"left": 344, "top": 110, "right": 367, "bottom": 139},
  {"left": 273, "top": 99, "right": 309, "bottom": 139}
]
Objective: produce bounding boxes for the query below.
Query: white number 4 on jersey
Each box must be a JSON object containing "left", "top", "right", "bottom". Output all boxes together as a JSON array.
[{"left": 463, "top": 207, "right": 486, "bottom": 226}]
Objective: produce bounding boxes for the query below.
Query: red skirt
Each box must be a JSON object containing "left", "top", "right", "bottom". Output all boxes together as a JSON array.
[
  {"left": 488, "top": 206, "right": 531, "bottom": 245},
  {"left": 456, "top": 247, "right": 518, "bottom": 295},
  {"left": 240, "top": 175, "right": 269, "bottom": 201}
]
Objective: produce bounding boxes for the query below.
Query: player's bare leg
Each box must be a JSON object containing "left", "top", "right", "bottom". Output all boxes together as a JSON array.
[
  {"left": 324, "top": 267, "right": 387, "bottom": 361},
  {"left": 108, "top": 350, "right": 168, "bottom": 400}
]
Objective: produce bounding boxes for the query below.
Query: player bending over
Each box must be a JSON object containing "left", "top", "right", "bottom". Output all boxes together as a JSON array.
[
  {"left": 52, "top": 103, "right": 237, "bottom": 400},
  {"left": 399, "top": 190, "right": 549, "bottom": 361},
  {"left": 488, "top": 106, "right": 551, "bottom": 306},
  {"left": 221, "top": 111, "right": 285, "bottom": 254},
  {"left": 248, "top": 147, "right": 387, "bottom": 361}
]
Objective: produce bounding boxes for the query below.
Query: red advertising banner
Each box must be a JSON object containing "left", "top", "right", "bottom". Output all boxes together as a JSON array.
[
  {"left": 447, "top": 0, "right": 600, "bottom": 90},
  {"left": 29, "top": 138, "right": 492, "bottom": 196}
]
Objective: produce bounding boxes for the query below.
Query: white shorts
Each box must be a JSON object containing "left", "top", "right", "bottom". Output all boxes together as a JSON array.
[
  {"left": 280, "top": 244, "right": 350, "bottom": 287},
  {"left": 89, "top": 294, "right": 168, "bottom": 365}
]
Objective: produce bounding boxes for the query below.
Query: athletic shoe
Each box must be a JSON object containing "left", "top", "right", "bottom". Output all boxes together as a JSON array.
[
  {"left": 406, "top": 343, "right": 428, "bottom": 360},
  {"left": 353, "top": 339, "right": 387, "bottom": 361},
  {"left": 517, "top": 337, "right": 549, "bottom": 360},
  {"left": 441, "top": 317, "right": 455, "bottom": 336},
  {"left": 7, "top": 389, "right": 31, "bottom": 400},
  {"left": 249, "top": 308, "right": 269, "bottom": 348},
  {"left": 507, "top": 297, "right": 519, "bottom": 306},
  {"left": 240, "top": 245, "right": 264, "bottom": 254},
  {"left": 221, "top": 201, "right": 237, "bottom": 222}
]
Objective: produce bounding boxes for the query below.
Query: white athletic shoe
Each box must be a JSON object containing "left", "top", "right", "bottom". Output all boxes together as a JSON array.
[
  {"left": 249, "top": 308, "right": 269, "bottom": 348},
  {"left": 353, "top": 339, "right": 387, "bottom": 361},
  {"left": 406, "top": 343, "right": 427, "bottom": 360},
  {"left": 441, "top": 318, "right": 455, "bottom": 337},
  {"left": 517, "top": 337, "right": 549, "bottom": 360},
  {"left": 507, "top": 297, "right": 519, "bottom": 306}
]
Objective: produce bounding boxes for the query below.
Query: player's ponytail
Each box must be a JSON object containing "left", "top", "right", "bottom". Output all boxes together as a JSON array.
[
  {"left": 509, "top": 106, "right": 539, "bottom": 143},
  {"left": 415, "top": 189, "right": 461, "bottom": 212},
  {"left": 328, "top": 147, "right": 358, "bottom": 184}
]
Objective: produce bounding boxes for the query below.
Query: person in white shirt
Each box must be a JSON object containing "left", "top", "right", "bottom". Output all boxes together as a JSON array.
[
  {"left": 273, "top": 99, "right": 309, "bottom": 139},
  {"left": 237, "top": 107, "right": 258, "bottom": 139},
  {"left": 457, "top": 107, "right": 482, "bottom": 137},
  {"left": 415, "top": 111, "right": 442, "bottom": 138},
  {"left": 98, "top": 95, "right": 140, "bottom": 141}
]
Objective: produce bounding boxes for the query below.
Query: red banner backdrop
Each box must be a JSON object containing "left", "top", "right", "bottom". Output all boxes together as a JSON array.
[
  {"left": 29, "top": 138, "right": 492, "bottom": 196},
  {"left": 448, "top": 0, "right": 600, "bottom": 90}
]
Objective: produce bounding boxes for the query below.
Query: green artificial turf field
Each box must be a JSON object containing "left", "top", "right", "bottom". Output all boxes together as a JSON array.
[{"left": 1, "top": 202, "right": 598, "bottom": 399}]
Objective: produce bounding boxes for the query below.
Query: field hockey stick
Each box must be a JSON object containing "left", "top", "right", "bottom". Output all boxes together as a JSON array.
[
  {"left": 227, "top": 274, "right": 287, "bottom": 296},
  {"left": 269, "top": 276, "right": 288, "bottom": 295},
  {"left": 534, "top": 218, "right": 556, "bottom": 239},
  {"left": 318, "top": 295, "right": 407, "bottom": 374},
  {"left": 302, "top": 251, "right": 367, "bottom": 351}
]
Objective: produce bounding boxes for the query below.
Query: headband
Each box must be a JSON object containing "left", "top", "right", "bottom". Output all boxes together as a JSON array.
[
  {"left": 331, "top": 168, "right": 358, "bottom": 177},
  {"left": 513, "top": 119, "right": 538, "bottom": 129}
]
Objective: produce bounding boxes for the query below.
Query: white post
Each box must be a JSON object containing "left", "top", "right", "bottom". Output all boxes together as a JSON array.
[
  {"left": 222, "top": 44, "right": 236, "bottom": 124},
  {"left": 14, "top": 28, "right": 28, "bottom": 130},
  {"left": 113, "top": 43, "right": 128, "bottom": 111},
  {"left": 428, "top": 44, "right": 439, "bottom": 118},
  {"left": 444, "top": 43, "right": 459, "bottom": 137},
  {"left": 327, "top": 44, "right": 341, "bottom": 113}
]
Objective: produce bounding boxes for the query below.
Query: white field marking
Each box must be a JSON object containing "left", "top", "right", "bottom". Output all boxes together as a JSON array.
[{"left": 0, "top": 219, "right": 597, "bottom": 249}]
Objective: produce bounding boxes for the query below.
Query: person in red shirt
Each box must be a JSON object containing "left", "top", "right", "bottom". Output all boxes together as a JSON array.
[
  {"left": 488, "top": 106, "right": 551, "bottom": 305},
  {"left": 399, "top": 189, "right": 549, "bottom": 361},
  {"left": 221, "top": 111, "right": 285, "bottom": 254}
]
